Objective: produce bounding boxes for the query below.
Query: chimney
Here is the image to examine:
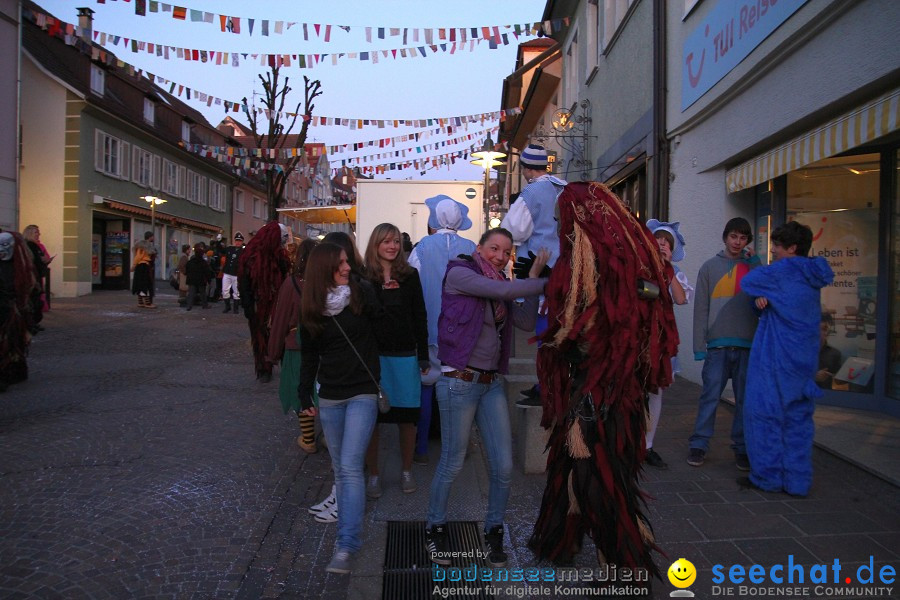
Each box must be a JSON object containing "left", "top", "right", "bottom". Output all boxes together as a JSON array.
[{"left": 77, "top": 7, "right": 94, "bottom": 44}]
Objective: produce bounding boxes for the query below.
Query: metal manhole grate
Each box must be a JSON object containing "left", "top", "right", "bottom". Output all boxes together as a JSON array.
[{"left": 383, "top": 521, "right": 489, "bottom": 600}]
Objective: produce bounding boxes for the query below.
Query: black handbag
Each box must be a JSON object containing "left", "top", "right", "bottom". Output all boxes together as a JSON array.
[{"left": 331, "top": 316, "right": 390, "bottom": 413}]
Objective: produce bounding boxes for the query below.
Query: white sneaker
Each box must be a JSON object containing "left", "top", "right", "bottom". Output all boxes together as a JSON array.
[
  {"left": 366, "top": 475, "right": 382, "bottom": 499},
  {"left": 314, "top": 505, "right": 338, "bottom": 523},
  {"left": 400, "top": 470, "right": 416, "bottom": 494},
  {"left": 308, "top": 485, "right": 337, "bottom": 515},
  {"left": 325, "top": 549, "right": 353, "bottom": 574}
]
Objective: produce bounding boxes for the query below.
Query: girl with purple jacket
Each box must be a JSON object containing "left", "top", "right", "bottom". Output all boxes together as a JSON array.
[{"left": 424, "top": 228, "right": 548, "bottom": 569}]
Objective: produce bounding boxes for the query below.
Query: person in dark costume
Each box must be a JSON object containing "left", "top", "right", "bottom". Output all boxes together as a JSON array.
[
  {"left": 0, "top": 231, "right": 38, "bottom": 392},
  {"left": 528, "top": 182, "right": 679, "bottom": 578},
  {"left": 131, "top": 231, "right": 158, "bottom": 309},
  {"left": 238, "top": 222, "right": 290, "bottom": 383}
]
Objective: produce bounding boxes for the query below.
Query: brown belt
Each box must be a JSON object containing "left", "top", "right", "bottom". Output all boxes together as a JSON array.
[{"left": 443, "top": 369, "right": 499, "bottom": 384}]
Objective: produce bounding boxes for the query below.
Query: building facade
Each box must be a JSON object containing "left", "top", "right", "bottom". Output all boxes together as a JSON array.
[
  {"left": 20, "top": 3, "right": 233, "bottom": 296},
  {"left": 0, "top": 0, "right": 20, "bottom": 232},
  {"left": 666, "top": 0, "right": 900, "bottom": 414},
  {"left": 532, "top": 0, "right": 900, "bottom": 415}
]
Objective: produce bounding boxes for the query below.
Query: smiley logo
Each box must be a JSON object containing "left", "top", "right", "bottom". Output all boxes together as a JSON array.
[{"left": 668, "top": 558, "right": 697, "bottom": 588}]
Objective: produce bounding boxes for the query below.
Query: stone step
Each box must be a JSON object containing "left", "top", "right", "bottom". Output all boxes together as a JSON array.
[
  {"left": 504, "top": 374, "right": 547, "bottom": 475},
  {"left": 507, "top": 357, "right": 538, "bottom": 377}
]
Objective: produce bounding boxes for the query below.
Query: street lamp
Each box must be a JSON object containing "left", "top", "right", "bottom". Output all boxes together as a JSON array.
[
  {"left": 470, "top": 133, "right": 506, "bottom": 228},
  {"left": 141, "top": 195, "right": 167, "bottom": 282},
  {"left": 140, "top": 195, "right": 167, "bottom": 238}
]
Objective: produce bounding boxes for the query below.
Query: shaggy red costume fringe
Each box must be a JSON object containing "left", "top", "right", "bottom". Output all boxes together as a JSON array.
[
  {"left": 0, "top": 232, "right": 38, "bottom": 386},
  {"left": 238, "top": 222, "right": 289, "bottom": 377},
  {"left": 528, "top": 182, "right": 679, "bottom": 577}
]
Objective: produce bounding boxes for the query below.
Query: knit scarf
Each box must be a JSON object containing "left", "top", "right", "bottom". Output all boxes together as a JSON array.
[
  {"left": 472, "top": 251, "right": 507, "bottom": 324},
  {"left": 323, "top": 284, "right": 351, "bottom": 316}
]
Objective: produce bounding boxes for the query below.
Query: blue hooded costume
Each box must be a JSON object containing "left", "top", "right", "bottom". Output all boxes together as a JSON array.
[{"left": 741, "top": 256, "right": 834, "bottom": 496}]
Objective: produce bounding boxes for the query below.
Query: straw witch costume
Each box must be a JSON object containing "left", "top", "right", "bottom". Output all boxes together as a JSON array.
[
  {"left": 0, "top": 232, "right": 38, "bottom": 391},
  {"left": 238, "top": 222, "right": 290, "bottom": 381},
  {"left": 528, "top": 182, "right": 679, "bottom": 576}
]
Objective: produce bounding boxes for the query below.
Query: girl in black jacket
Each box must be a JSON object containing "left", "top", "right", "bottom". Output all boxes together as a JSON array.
[
  {"left": 297, "top": 242, "right": 382, "bottom": 575},
  {"left": 362, "top": 223, "right": 429, "bottom": 498}
]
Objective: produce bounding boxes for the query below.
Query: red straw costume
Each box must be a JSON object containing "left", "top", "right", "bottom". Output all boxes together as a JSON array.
[
  {"left": 528, "top": 182, "right": 679, "bottom": 577},
  {"left": 238, "top": 222, "right": 290, "bottom": 379}
]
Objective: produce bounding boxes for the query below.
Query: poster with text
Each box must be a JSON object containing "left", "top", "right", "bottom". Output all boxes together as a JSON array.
[{"left": 792, "top": 209, "right": 878, "bottom": 367}]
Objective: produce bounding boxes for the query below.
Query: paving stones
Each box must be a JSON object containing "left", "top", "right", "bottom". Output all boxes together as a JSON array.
[{"left": 2, "top": 290, "right": 898, "bottom": 600}]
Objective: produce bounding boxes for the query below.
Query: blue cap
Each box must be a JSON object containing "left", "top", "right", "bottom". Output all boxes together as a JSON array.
[{"left": 520, "top": 144, "right": 548, "bottom": 169}]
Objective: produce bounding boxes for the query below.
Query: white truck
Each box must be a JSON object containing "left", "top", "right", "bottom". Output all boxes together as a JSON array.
[{"left": 354, "top": 180, "right": 485, "bottom": 251}]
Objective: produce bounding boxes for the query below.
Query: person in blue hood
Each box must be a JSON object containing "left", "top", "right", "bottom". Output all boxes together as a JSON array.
[{"left": 739, "top": 221, "right": 835, "bottom": 497}]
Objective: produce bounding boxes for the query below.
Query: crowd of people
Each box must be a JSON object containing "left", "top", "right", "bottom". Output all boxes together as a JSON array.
[{"left": 5, "top": 142, "right": 834, "bottom": 577}]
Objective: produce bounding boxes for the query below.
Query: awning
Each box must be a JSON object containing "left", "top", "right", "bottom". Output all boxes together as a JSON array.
[
  {"left": 726, "top": 87, "right": 900, "bottom": 193},
  {"left": 102, "top": 200, "right": 221, "bottom": 233},
  {"left": 276, "top": 204, "right": 356, "bottom": 225}
]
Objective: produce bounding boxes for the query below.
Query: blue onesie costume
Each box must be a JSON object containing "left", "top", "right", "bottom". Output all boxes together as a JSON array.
[{"left": 741, "top": 256, "right": 834, "bottom": 496}]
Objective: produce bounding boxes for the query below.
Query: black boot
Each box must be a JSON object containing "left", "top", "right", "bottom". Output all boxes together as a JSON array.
[
  {"left": 223, "top": 299, "right": 232, "bottom": 313},
  {"left": 233, "top": 301, "right": 241, "bottom": 314},
  {"left": 484, "top": 525, "right": 508, "bottom": 568}
]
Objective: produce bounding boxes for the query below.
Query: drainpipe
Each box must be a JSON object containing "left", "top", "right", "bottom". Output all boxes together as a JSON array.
[{"left": 652, "top": 0, "right": 668, "bottom": 220}]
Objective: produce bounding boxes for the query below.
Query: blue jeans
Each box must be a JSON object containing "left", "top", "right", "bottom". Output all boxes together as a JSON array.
[
  {"left": 689, "top": 347, "right": 749, "bottom": 454},
  {"left": 426, "top": 376, "right": 512, "bottom": 531},
  {"left": 318, "top": 394, "right": 378, "bottom": 553}
]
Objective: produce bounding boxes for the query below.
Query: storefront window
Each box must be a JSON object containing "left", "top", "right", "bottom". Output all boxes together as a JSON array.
[
  {"left": 890, "top": 152, "right": 900, "bottom": 399},
  {"left": 787, "top": 154, "right": 880, "bottom": 394}
]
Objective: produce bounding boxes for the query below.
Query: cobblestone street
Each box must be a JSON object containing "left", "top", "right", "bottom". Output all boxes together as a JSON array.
[{"left": 1, "top": 290, "right": 898, "bottom": 600}]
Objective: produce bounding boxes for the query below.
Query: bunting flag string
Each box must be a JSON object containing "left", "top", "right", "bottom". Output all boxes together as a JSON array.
[
  {"left": 92, "top": 0, "right": 568, "bottom": 40},
  {"left": 183, "top": 124, "right": 496, "bottom": 158},
  {"left": 25, "top": 7, "right": 524, "bottom": 126},
  {"left": 182, "top": 136, "right": 489, "bottom": 178},
  {"left": 90, "top": 27, "right": 520, "bottom": 70},
  {"left": 330, "top": 127, "right": 499, "bottom": 165}
]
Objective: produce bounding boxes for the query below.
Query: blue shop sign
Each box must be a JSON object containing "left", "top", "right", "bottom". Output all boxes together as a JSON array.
[{"left": 681, "top": 0, "right": 808, "bottom": 111}]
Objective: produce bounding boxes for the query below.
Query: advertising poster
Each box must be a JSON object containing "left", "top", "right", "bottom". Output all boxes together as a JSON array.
[
  {"left": 104, "top": 231, "right": 130, "bottom": 278},
  {"left": 792, "top": 209, "right": 878, "bottom": 386}
]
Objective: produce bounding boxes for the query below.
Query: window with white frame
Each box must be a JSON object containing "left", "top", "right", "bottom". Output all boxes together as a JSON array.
[
  {"left": 565, "top": 29, "right": 580, "bottom": 107},
  {"left": 131, "top": 146, "right": 155, "bottom": 187},
  {"left": 162, "top": 159, "right": 177, "bottom": 194},
  {"left": 186, "top": 170, "right": 207, "bottom": 205},
  {"left": 588, "top": 0, "right": 600, "bottom": 70},
  {"left": 143, "top": 98, "right": 156, "bottom": 125},
  {"left": 208, "top": 181, "right": 226, "bottom": 212},
  {"left": 90, "top": 64, "right": 105, "bottom": 96},
  {"left": 252, "top": 196, "right": 262, "bottom": 218},
  {"left": 234, "top": 189, "right": 245, "bottom": 213},
  {"left": 151, "top": 155, "right": 161, "bottom": 190},
  {"left": 684, "top": 0, "right": 702, "bottom": 19},
  {"left": 94, "top": 130, "right": 129, "bottom": 179},
  {"left": 181, "top": 121, "right": 191, "bottom": 143},
  {"left": 601, "top": 0, "right": 636, "bottom": 52}
]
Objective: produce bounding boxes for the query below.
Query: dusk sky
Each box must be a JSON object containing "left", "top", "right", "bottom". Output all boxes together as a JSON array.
[{"left": 33, "top": 0, "right": 548, "bottom": 180}]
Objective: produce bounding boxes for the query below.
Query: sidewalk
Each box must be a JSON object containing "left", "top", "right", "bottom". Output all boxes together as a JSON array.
[{"left": 0, "top": 290, "right": 896, "bottom": 600}]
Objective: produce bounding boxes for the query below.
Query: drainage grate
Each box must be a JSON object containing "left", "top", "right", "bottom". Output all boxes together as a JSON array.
[{"left": 383, "top": 521, "right": 490, "bottom": 600}]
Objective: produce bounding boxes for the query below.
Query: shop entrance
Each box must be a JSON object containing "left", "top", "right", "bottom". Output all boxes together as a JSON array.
[
  {"left": 92, "top": 214, "right": 131, "bottom": 291},
  {"left": 787, "top": 154, "right": 881, "bottom": 399}
]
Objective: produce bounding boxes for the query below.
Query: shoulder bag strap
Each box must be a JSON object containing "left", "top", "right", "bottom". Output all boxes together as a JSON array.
[{"left": 331, "top": 315, "right": 379, "bottom": 388}]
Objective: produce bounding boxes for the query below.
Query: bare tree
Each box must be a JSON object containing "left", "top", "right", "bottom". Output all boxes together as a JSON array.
[{"left": 242, "top": 66, "right": 323, "bottom": 222}]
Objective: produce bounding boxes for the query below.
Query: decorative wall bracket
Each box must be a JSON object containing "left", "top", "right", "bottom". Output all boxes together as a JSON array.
[{"left": 531, "top": 99, "right": 595, "bottom": 181}]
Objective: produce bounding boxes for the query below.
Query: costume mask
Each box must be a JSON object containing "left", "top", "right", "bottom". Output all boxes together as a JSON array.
[
  {"left": 279, "top": 224, "right": 291, "bottom": 247},
  {"left": 0, "top": 232, "right": 14, "bottom": 261}
]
